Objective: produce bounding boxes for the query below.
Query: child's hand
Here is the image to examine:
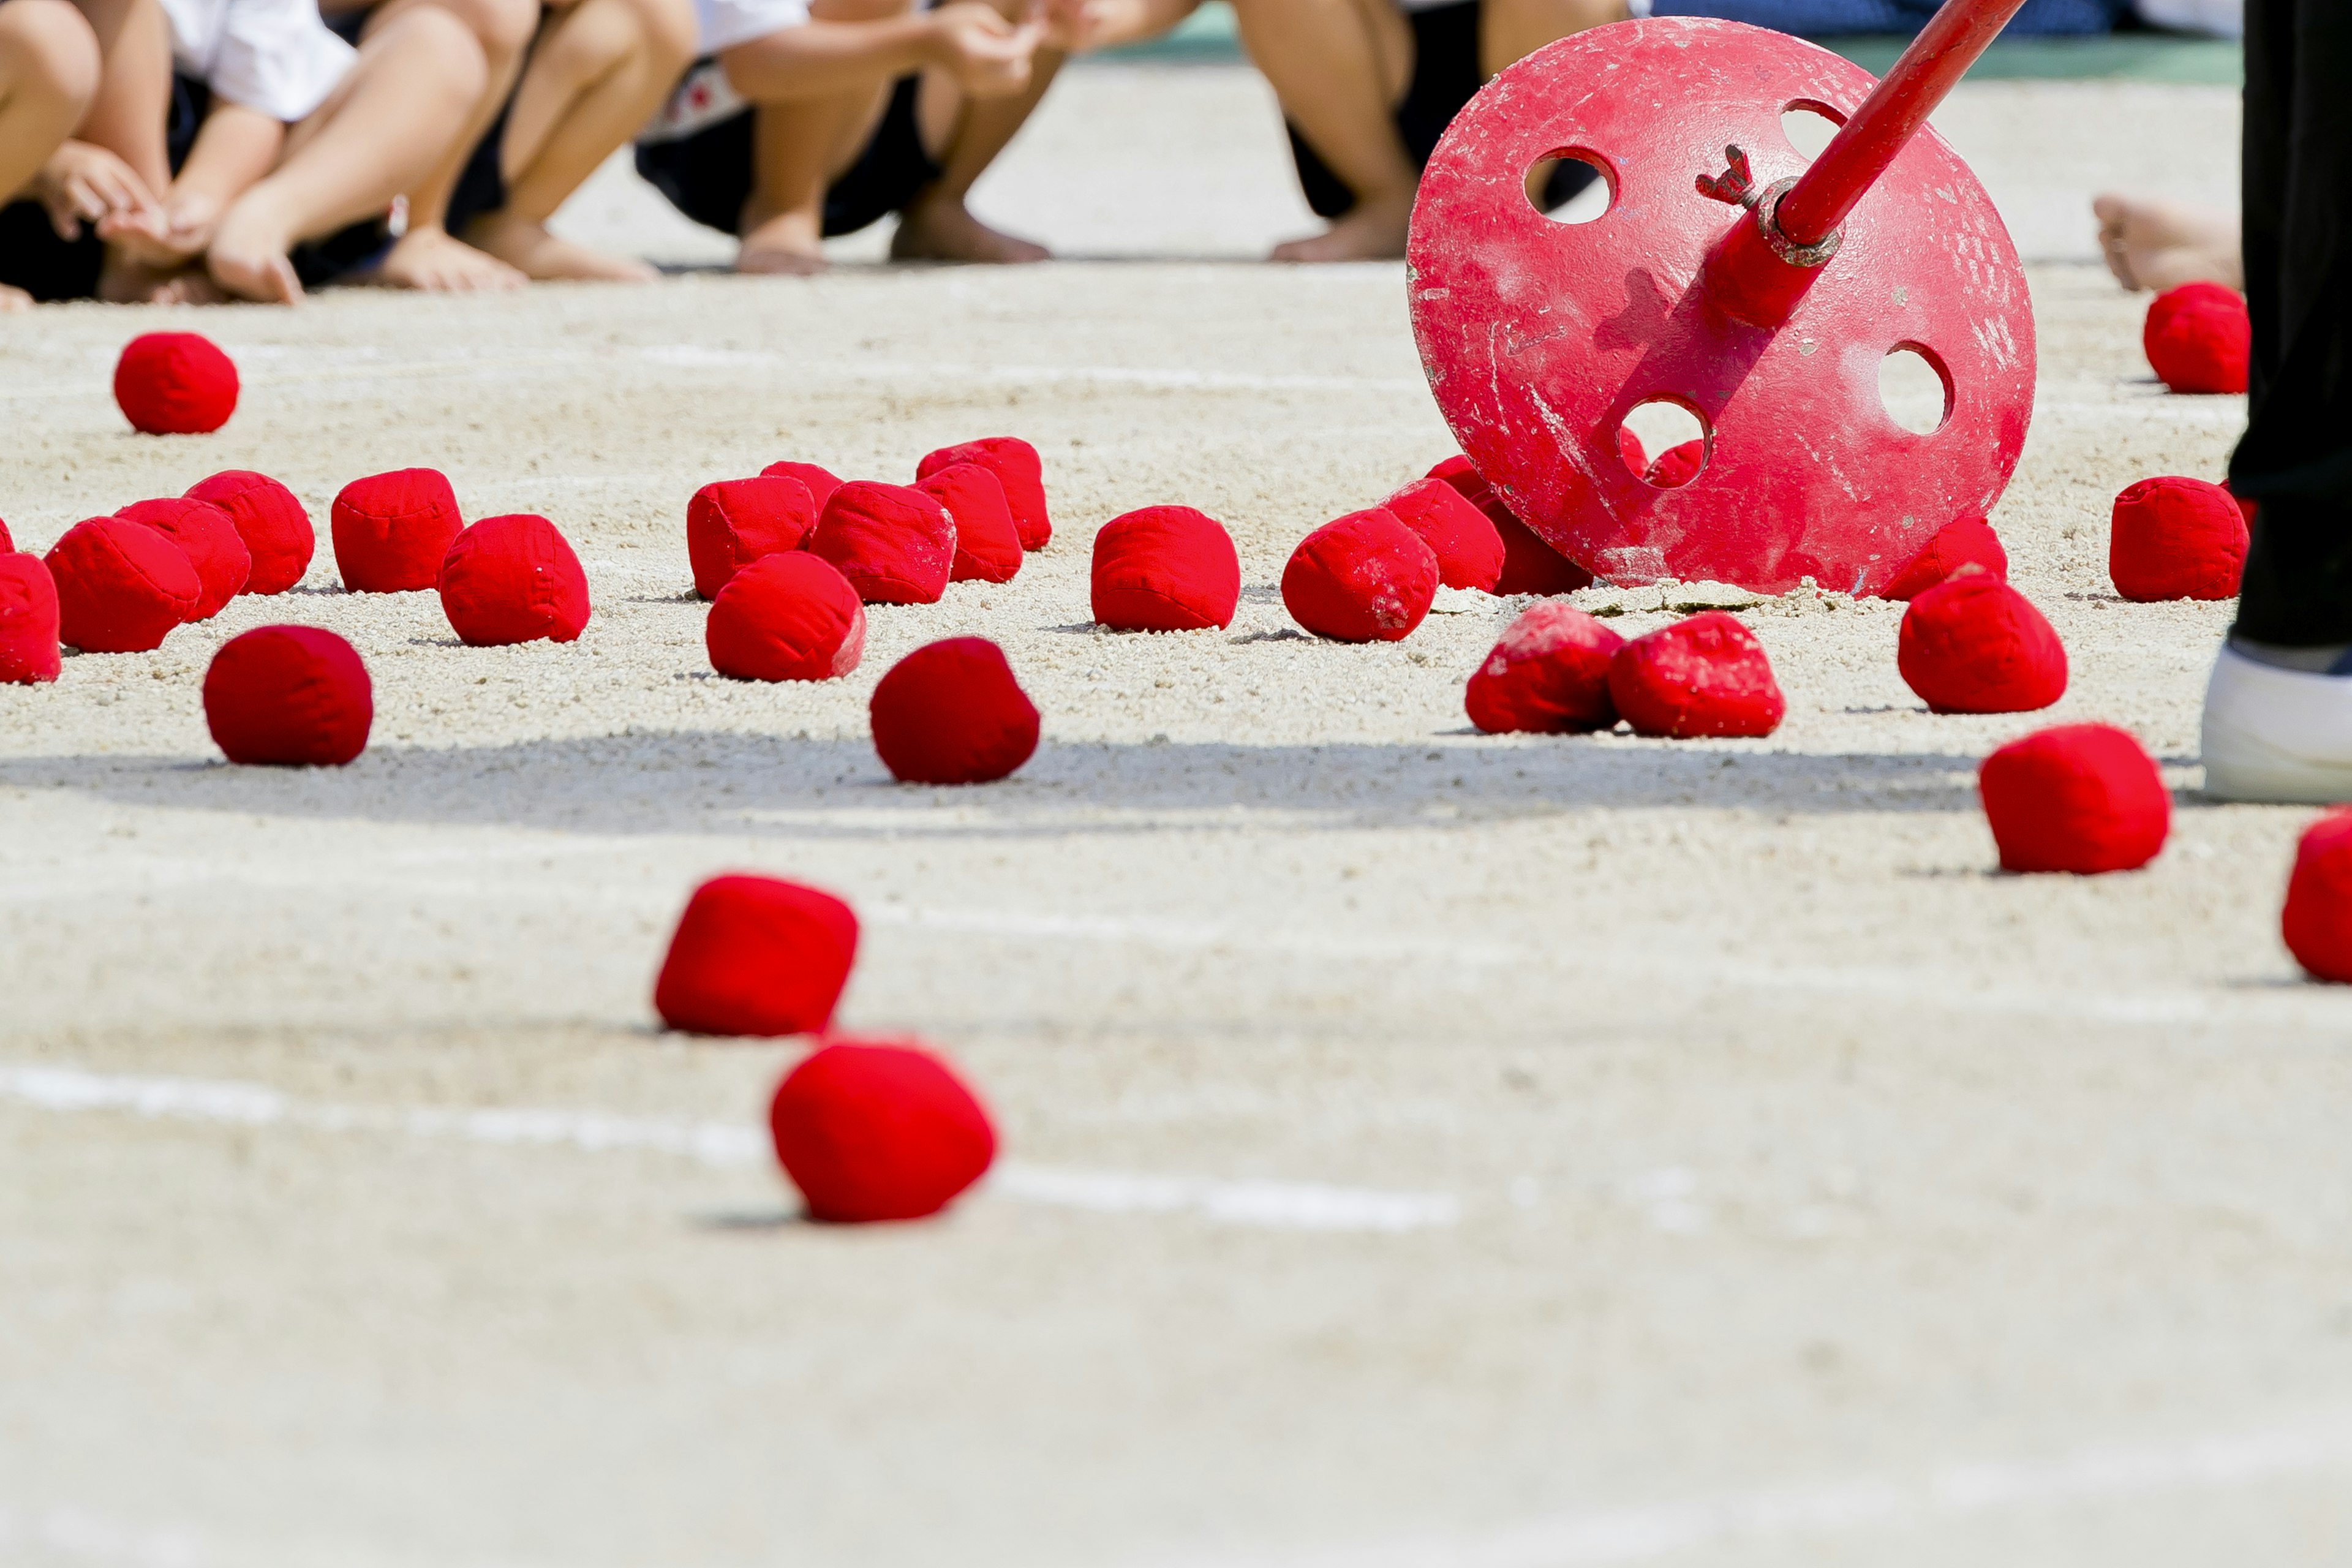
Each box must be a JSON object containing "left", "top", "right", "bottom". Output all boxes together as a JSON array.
[
  {"left": 927, "top": 2, "right": 1044, "bottom": 96},
  {"left": 33, "top": 141, "right": 158, "bottom": 243}
]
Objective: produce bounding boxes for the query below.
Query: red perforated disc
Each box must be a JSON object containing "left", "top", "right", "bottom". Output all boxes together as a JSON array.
[{"left": 1407, "top": 18, "right": 2034, "bottom": 595}]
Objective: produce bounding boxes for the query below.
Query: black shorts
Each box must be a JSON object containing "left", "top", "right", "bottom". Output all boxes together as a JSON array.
[
  {"left": 635, "top": 70, "right": 943, "bottom": 240},
  {"left": 1286, "top": 0, "right": 1596, "bottom": 219},
  {"left": 0, "top": 74, "right": 389, "bottom": 301}
]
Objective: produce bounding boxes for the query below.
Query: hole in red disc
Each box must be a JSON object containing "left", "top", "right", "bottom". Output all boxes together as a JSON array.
[
  {"left": 1879, "top": 344, "right": 1951, "bottom": 435},
  {"left": 1619, "top": 399, "right": 1711, "bottom": 488},
  {"left": 1780, "top": 102, "right": 1844, "bottom": 162},
  {"left": 1525, "top": 151, "right": 1612, "bottom": 224}
]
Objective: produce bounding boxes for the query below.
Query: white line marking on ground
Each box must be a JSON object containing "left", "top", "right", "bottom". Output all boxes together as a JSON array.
[
  {"left": 1199, "top": 1412, "right": 2352, "bottom": 1568},
  {"left": 0, "top": 1064, "right": 1458, "bottom": 1234}
]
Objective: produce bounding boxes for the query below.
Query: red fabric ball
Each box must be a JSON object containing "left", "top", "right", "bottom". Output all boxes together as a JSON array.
[
  {"left": 113, "top": 331, "right": 238, "bottom": 435},
  {"left": 0, "top": 518, "right": 12, "bottom": 552},
  {"left": 0, "top": 553, "right": 61, "bottom": 685},
  {"left": 810, "top": 481, "right": 955, "bottom": 605},
  {"left": 1616, "top": 429, "right": 1648, "bottom": 473},
  {"left": 687, "top": 475, "right": 816, "bottom": 600},
  {"left": 2143, "top": 281, "right": 2250, "bottom": 395},
  {"left": 203, "top": 625, "right": 372, "bottom": 766},
  {"left": 1978, "top": 723, "right": 2169, "bottom": 874},
  {"left": 1608, "top": 611, "right": 1786, "bottom": 737},
  {"left": 654, "top": 874, "right": 859, "bottom": 1036},
  {"left": 769, "top": 1037, "right": 997, "bottom": 1223},
  {"left": 118, "top": 496, "right": 249, "bottom": 620},
  {"left": 870, "top": 637, "right": 1039, "bottom": 785},
  {"left": 44, "top": 516, "right": 201, "bottom": 653},
  {"left": 1897, "top": 573, "right": 2067, "bottom": 714},
  {"left": 437, "top": 513, "right": 592, "bottom": 646},
  {"left": 1384, "top": 478, "right": 1504, "bottom": 591},
  {"left": 1881, "top": 516, "right": 2008, "bottom": 600},
  {"left": 1644, "top": 439, "right": 1706, "bottom": 488},
  {"left": 2282, "top": 811, "right": 2352, "bottom": 983},
  {"left": 917, "top": 462, "right": 1023, "bottom": 584},
  {"left": 1090, "top": 505, "right": 1240, "bottom": 631},
  {"left": 186, "top": 470, "right": 313, "bottom": 594},
  {"left": 1282, "top": 508, "right": 1440, "bottom": 642},
  {"left": 1464, "top": 600, "right": 1624, "bottom": 733},
  {"left": 760, "top": 460, "right": 843, "bottom": 513},
  {"left": 707, "top": 551, "right": 866, "bottom": 682},
  {"left": 2109, "top": 476, "right": 2249, "bottom": 601},
  {"left": 917, "top": 437, "right": 1049, "bottom": 549},
  {"left": 1423, "top": 454, "right": 1594, "bottom": 593},
  {"left": 332, "top": 469, "right": 464, "bottom": 593}
]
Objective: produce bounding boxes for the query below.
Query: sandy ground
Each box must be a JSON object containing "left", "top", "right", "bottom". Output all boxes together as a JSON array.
[{"left": 8, "top": 62, "right": 2352, "bottom": 1568}]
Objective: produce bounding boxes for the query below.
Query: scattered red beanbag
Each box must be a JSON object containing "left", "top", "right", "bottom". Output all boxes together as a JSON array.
[
  {"left": 113, "top": 331, "right": 238, "bottom": 435},
  {"left": 437, "top": 513, "right": 591, "bottom": 646},
  {"left": 870, "top": 637, "right": 1039, "bottom": 785},
  {"left": 1384, "top": 478, "right": 1504, "bottom": 592},
  {"left": 1644, "top": 439, "right": 1706, "bottom": 488},
  {"left": 1465, "top": 600, "right": 1624, "bottom": 733},
  {"left": 1882, "top": 516, "right": 2008, "bottom": 600},
  {"left": 2109, "top": 476, "right": 2249, "bottom": 601},
  {"left": 809, "top": 481, "right": 956, "bottom": 605},
  {"left": 118, "top": 496, "right": 249, "bottom": 620},
  {"left": 1091, "top": 505, "right": 1240, "bottom": 631},
  {"left": 1283, "top": 508, "right": 1439, "bottom": 642},
  {"left": 2144, "top": 281, "right": 2250, "bottom": 396},
  {"left": 1608, "top": 611, "right": 1785, "bottom": 738},
  {"left": 0, "top": 518, "right": 12, "bottom": 552},
  {"left": 186, "top": 470, "right": 313, "bottom": 594},
  {"left": 0, "top": 553, "right": 61, "bottom": 684},
  {"left": 707, "top": 551, "right": 866, "bottom": 682},
  {"left": 1617, "top": 429, "right": 1648, "bottom": 473},
  {"left": 44, "top": 516, "right": 201, "bottom": 653},
  {"left": 1425, "top": 454, "right": 1595, "bottom": 594},
  {"left": 917, "top": 462, "right": 1022, "bottom": 584},
  {"left": 769, "top": 1036, "right": 997, "bottom": 1223},
  {"left": 687, "top": 475, "right": 816, "bottom": 600},
  {"left": 202, "top": 626, "right": 372, "bottom": 766},
  {"left": 653, "top": 873, "right": 859, "bottom": 1037},
  {"left": 2282, "top": 811, "right": 2352, "bottom": 983},
  {"left": 332, "top": 469, "right": 464, "bottom": 592},
  {"left": 1978, "top": 723, "right": 2169, "bottom": 874},
  {"left": 760, "top": 460, "right": 843, "bottom": 513},
  {"left": 916, "top": 437, "right": 1049, "bottom": 550},
  {"left": 1897, "top": 572, "right": 2068, "bottom": 714}
]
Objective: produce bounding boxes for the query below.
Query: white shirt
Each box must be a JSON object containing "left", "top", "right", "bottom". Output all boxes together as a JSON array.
[
  {"left": 693, "top": 0, "right": 810, "bottom": 55},
  {"left": 157, "top": 0, "right": 355, "bottom": 123}
]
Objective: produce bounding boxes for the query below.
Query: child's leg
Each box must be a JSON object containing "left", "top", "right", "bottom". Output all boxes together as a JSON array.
[
  {"left": 0, "top": 0, "right": 101, "bottom": 203},
  {"left": 1226, "top": 0, "right": 1417, "bottom": 262},
  {"left": 205, "top": 4, "right": 490, "bottom": 301},
  {"left": 890, "top": 6, "right": 1058, "bottom": 262},
  {"left": 465, "top": 0, "right": 696, "bottom": 280},
  {"left": 1477, "top": 0, "right": 1622, "bottom": 77}
]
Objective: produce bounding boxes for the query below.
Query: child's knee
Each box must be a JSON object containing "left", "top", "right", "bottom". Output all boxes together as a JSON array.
[
  {"left": 375, "top": 4, "right": 493, "bottom": 104},
  {"left": 436, "top": 0, "right": 540, "bottom": 64},
  {"left": 0, "top": 0, "right": 102, "bottom": 116}
]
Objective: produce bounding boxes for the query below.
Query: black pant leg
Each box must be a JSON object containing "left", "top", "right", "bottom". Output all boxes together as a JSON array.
[{"left": 2230, "top": 0, "right": 2352, "bottom": 646}]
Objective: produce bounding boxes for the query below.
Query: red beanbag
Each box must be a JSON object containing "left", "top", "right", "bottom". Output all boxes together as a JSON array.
[
  {"left": 917, "top": 462, "right": 1022, "bottom": 584},
  {"left": 2144, "top": 281, "right": 2250, "bottom": 396},
  {"left": 113, "top": 331, "right": 238, "bottom": 435},
  {"left": 118, "top": 496, "right": 249, "bottom": 620},
  {"left": 1882, "top": 516, "right": 2008, "bottom": 600},
  {"left": 2282, "top": 811, "right": 2352, "bottom": 983},
  {"left": 809, "top": 481, "right": 955, "bottom": 605},
  {"left": 1897, "top": 572, "right": 2068, "bottom": 714},
  {"left": 760, "top": 460, "right": 843, "bottom": 513},
  {"left": 1978, "top": 723, "right": 2169, "bottom": 874},
  {"left": 186, "top": 470, "right": 313, "bottom": 595},
  {"left": 769, "top": 1037, "right": 997, "bottom": 1223},
  {"left": 2109, "top": 476, "right": 2249, "bottom": 601},
  {"left": 707, "top": 551, "right": 866, "bottom": 682},
  {"left": 653, "top": 873, "right": 859, "bottom": 1037},
  {"left": 0, "top": 518, "right": 12, "bottom": 551},
  {"left": 1283, "top": 508, "right": 1440, "bottom": 642},
  {"left": 1644, "top": 439, "right": 1706, "bottom": 488},
  {"left": 917, "top": 437, "right": 1049, "bottom": 550},
  {"left": 202, "top": 625, "right": 372, "bottom": 766},
  {"left": 1464, "top": 600, "right": 1624, "bottom": 733},
  {"left": 0, "top": 554, "right": 61, "bottom": 684},
  {"left": 870, "top": 637, "right": 1039, "bottom": 785},
  {"left": 1617, "top": 429, "right": 1647, "bottom": 473},
  {"left": 1425, "top": 454, "right": 1593, "bottom": 594},
  {"left": 1608, "top": 611, "right": 1785, "bottom": 738},
  {"left": 1090, "top": 505, "right": 1240, "bottom": 631},
  {"left": 44, "top": 516, "right": 201, "bottom": 653},
  {"left": 437, "top": 513, "right": 592, "bottom": 646},
  {"left": 332, "top": 469, "right": 463, "bottom": 592},
  {"left": 1384, "top": 478, "right": 1504, "bottom": 592},
  {"left": 687, "top": 475, "right": 817, "bottom": 600}
]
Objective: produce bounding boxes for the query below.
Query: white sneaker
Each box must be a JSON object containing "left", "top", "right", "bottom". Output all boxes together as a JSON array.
[{"left": 2201, "top": 642, "right": 2352, "bottom": 802}]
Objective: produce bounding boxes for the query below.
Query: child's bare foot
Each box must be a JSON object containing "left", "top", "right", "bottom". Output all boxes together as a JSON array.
[
  {"left": 367, "top": 225, "right": 527, "bottom": 292},
  {"left": 465, "top": 211, "right": 658, "bottom": 282},
  {"left": 99, "top": 190, "right": 224, "bottom": 270},
  {"left": 1271, "top": 187, "right": 1414, "bottom": 263},
  {"left": 737, "top": 206, "right": 828, "bottom": 276},
  {"left": 206, "top": 193, "right": 306, "bottom": 304},
  {"left": 889, "top": 194, "right": 1049, "bottom": 263},
  {"left": 0, "top": 284, "right": 32, "bottom": 313},
  {"left": 2092, "top": 194, "right": 2243, "bottom": 293},
  {"left": 97, "top": 247, "right": 191, "bottom": 303}
]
